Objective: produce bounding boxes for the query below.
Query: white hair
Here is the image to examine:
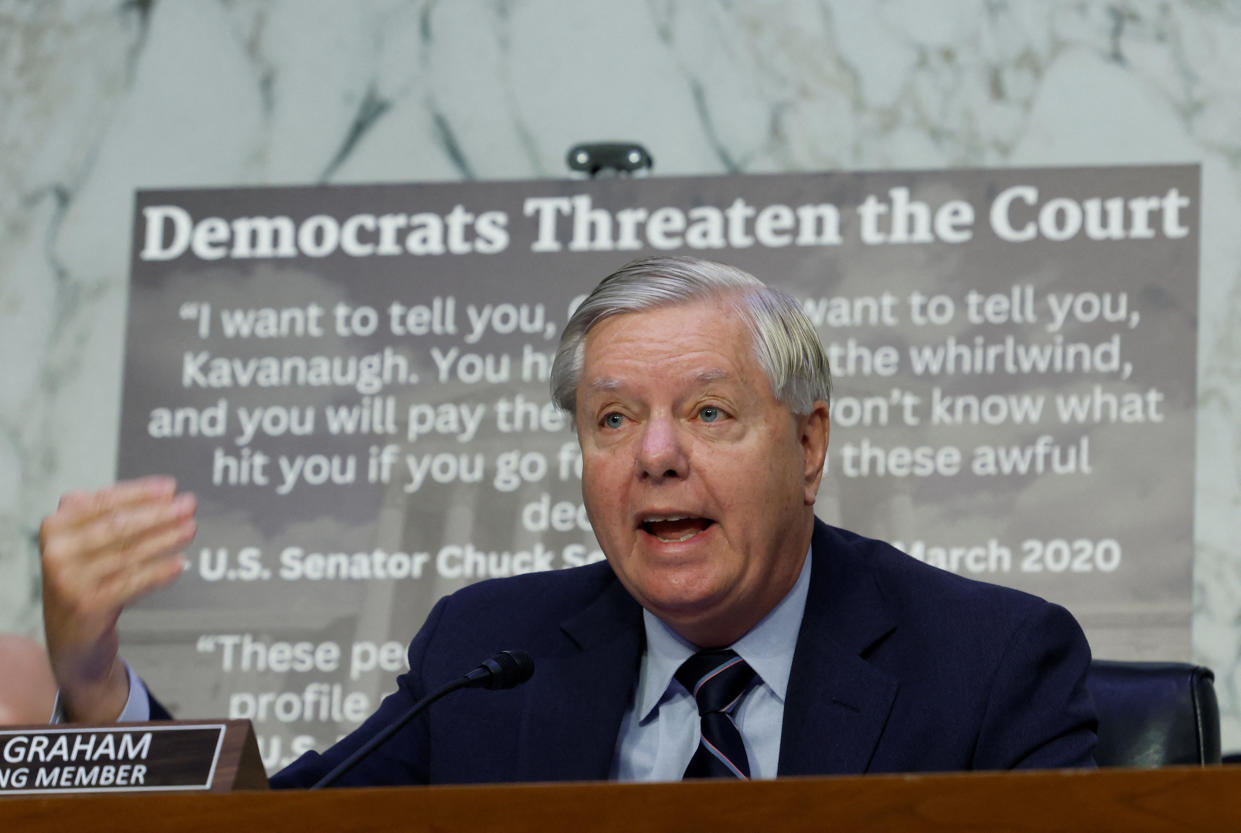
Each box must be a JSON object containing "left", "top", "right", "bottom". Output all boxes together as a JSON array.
[{"left": 550, "top": 256, "right": 831, "bottom": 414}]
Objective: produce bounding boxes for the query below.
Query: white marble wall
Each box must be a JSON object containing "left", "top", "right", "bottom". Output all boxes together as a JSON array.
[{"left": 2, "top": 0, "right": 1239, "bottom": 748}]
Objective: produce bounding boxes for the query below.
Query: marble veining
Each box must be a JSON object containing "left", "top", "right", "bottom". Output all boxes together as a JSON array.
[{"left": 1, "top": 0, "right": 1238, "bottom": 748}]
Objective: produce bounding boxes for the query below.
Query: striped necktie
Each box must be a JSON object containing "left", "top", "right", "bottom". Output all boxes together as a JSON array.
[{"left": 675, "top": 649, "right": 757, "bottom": 779}]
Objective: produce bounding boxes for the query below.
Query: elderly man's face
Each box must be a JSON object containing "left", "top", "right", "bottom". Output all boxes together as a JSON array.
[{"left": 576, "top": 298, "right": 828, "bottom": 647}]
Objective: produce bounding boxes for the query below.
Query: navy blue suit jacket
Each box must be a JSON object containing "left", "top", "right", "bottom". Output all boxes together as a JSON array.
[{"left": 149, "top": 521, "right": 1095, "bottom": 785}]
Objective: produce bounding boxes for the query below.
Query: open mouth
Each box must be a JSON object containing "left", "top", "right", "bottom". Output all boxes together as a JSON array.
[{"left": 640, "top": 515, "right": 715, "bottom": 544}]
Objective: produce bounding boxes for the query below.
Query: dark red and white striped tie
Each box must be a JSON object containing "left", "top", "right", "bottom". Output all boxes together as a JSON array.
[{"left": 675, "top": 649, "right": 757, "bottom": 779}]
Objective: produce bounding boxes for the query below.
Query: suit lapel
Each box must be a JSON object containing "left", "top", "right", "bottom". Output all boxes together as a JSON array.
[
  {"left": 510, "top": 522, "right": 900, "bottom": 780},
  {"left": 779, "top": 521, "right": 900, "bottom": 776},
  {"left": 515, "top": 576, "right": 644, "bottom": 781}
]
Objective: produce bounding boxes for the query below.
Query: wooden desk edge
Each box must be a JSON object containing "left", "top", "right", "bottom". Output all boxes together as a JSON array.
[{"left": 2, "top": 765, "right": 1238, "bottom": 833}]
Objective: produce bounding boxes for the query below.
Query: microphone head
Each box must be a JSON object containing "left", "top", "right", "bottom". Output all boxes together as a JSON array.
[{"left": 470, "top": 650, "right": 535, "bottom": 690}]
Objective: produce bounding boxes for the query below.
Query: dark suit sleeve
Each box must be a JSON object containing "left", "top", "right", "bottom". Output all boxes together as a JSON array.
[
  {"left": 147, "top": 691, "right": 172, "bottom": 721},
  {"left": 269, "top": 596, "right": 451, "bottom": 789},
  {"left": 973, "top": 601, "right": 1098, "bottom": 769}
]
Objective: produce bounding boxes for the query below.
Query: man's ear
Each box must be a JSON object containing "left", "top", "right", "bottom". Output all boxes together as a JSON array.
[{"left": 799, "top": 400, "right": 830, "bottom": 506}]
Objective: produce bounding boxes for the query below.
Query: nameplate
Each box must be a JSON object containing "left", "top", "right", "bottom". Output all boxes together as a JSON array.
[{"left": 0, "top": 721, "right": 267, "bottom": 795}]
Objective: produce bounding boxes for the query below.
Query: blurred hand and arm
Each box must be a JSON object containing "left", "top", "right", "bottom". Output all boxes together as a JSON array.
[{"left": 40, "top": 476, "right": 195, "bottom": 723}]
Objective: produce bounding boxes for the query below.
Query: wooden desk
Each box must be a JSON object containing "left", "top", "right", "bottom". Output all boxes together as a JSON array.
[{"left": 1, "top": 766, "right": 1239, "bottom": 832}]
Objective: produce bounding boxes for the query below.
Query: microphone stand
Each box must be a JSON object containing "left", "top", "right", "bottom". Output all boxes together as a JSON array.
[{"left": 310, "top": 651, "right": 533, "bottom": 789}]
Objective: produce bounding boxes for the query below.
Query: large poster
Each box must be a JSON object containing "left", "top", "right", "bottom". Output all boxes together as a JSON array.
[{"left": 117, "top": 166, "right": 1198, "bottom": 770}]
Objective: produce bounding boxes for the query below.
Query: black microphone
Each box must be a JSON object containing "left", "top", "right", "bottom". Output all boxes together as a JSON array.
[
  {"left": 309, "top": 650, "right": 534, "bottom": 789},
  {"left": 461, "top": 648, "right": 535, "bottom": 690}
]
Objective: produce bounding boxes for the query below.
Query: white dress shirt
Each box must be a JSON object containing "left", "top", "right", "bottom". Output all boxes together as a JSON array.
[{"left": 611, "top": 549, "right": 812, "bottom": 780}]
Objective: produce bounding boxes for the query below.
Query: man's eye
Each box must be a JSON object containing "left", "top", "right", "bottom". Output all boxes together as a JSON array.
[
  {"left": 699, "top": 406, "right": 723, "bottom": 423},
  {"left": 603, "top": 412, "right": 625, "bottom": 429}
]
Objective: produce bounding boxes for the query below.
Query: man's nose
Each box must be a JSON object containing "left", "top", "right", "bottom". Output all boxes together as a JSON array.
[{"left": 635, "top": 415, "right": 689, "bottom": 481}]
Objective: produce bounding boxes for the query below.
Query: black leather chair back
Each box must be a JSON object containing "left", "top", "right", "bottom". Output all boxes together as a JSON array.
[{"left": 1086, "top": 660, "right": 1220, "bottom": 767}]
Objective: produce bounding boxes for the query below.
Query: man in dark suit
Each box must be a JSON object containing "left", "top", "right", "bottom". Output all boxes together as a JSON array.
[{"left": 40, "top": 256, "right": 1096, "bottom": 783}]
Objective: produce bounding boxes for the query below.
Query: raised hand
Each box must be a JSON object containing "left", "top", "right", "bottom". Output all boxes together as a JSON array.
[{"left": 39, "top": 476, "right": 196, "bottom": 722}]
